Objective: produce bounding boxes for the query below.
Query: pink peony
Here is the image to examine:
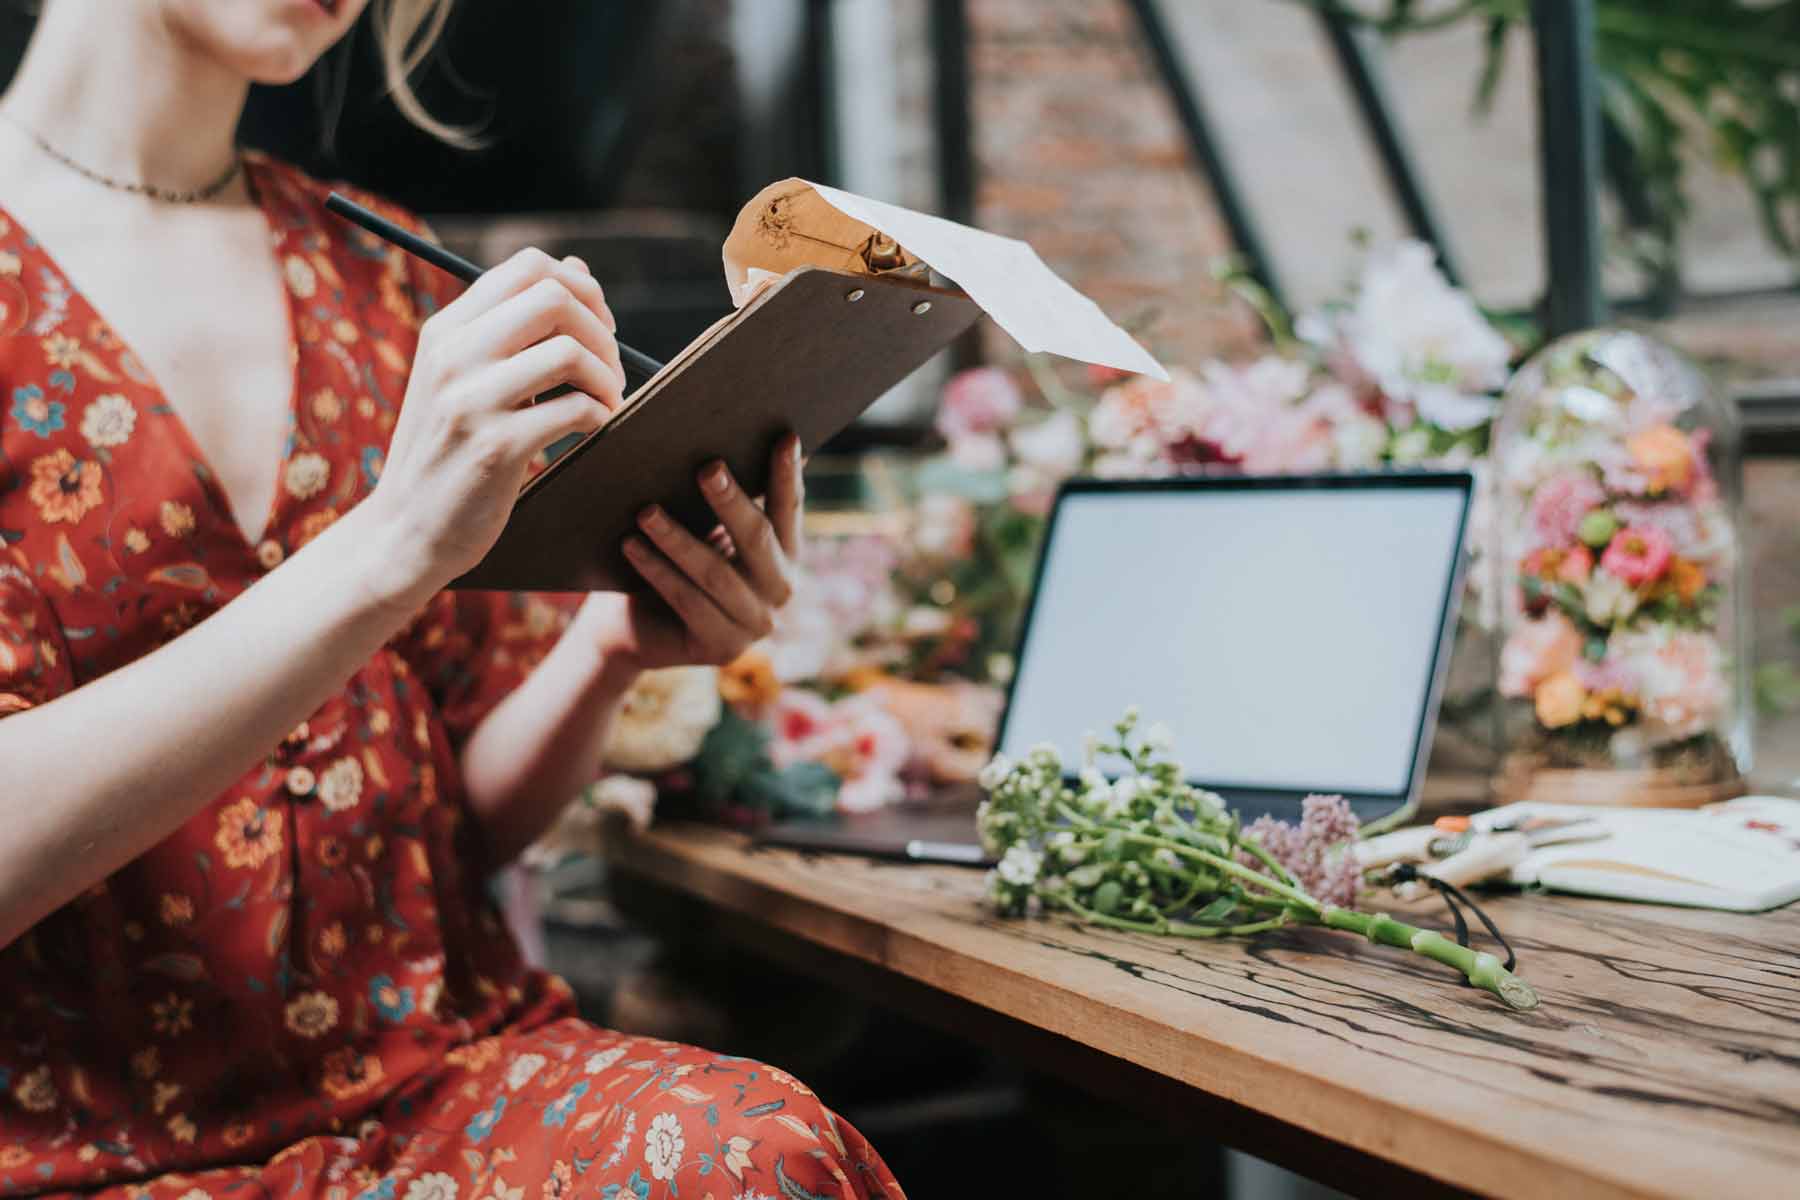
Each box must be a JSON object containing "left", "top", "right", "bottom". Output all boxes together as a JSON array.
[
  {"left": 1529, "top": 473, "right": 1606, "bottom": 547},
  {"left": 1600, "top": 525, "right": 1673, "bottom": 586},
  {"left": 1499, "top": 610, "right": 1583, "bottom": 698},
  {"left": 935, "top": 367, "right": 1024, "bottom": 443},
  {"left": 1613, "top": 630, "right": 1726, "bottom": 741}
]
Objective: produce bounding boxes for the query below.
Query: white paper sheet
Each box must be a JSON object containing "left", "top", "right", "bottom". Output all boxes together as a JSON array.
[{"left": 808, "top": 182, "right": 1169, "bottom": 381}]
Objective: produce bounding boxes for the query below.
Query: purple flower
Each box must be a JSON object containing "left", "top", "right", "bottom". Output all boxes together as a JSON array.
[{"left": 1241, "top": 794, "right": 1362, "bottom": 908}]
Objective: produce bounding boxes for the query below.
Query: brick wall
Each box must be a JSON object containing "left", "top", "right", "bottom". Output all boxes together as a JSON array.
[{"left": 960, "top": 0, "right": 1264, "bottom": 367}]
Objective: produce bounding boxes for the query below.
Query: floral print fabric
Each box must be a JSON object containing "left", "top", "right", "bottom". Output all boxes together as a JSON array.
[{"left": 0, "top": 157, "right": 901, "bottom": 1199}]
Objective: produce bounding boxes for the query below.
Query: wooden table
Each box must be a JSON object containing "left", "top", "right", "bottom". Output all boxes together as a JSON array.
[{"left": 609, "top": 824, "right": 1800, "bottom": 1200}]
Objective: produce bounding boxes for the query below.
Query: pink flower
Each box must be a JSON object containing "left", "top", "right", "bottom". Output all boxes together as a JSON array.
[
  {"left": 1529, "top": 473, "right": 1606, "bottom": 547},
  {"left": 827, "top": 696, "right": 910, "bottom": 813},
  {"left": 1557, "top": 544, "right": 1594, "bottom": 583},
  {"left": 935, "top": 367, "right": 1024, "bottom": 442},
  {"left": 1498, "top": 610, "right": 1583, "bottom": 698},
  {"left": 1241, "top": 794, "right": 1362, "bottom": 908},
  {"left": 912, "top": 494, "right": 976, "bottom": 560},
  {"left": 1600, "top": 525, "right": 1673, "bottom": 586},
  {"left": 1613, "top": 630, "right": 1726, "bottom": 741},
  {"left": 769, "top": 689, "right": 839, "bottom": 769},
  {"left": 767, "top": 690, "right": 912, "bottom": 813}
]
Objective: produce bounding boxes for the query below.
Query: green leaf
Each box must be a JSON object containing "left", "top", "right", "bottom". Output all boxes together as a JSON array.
[
  {"left": 691, "top": 709, "right": 772, "bottom": 809},
  {"left": 741, "top": 762, "right": 841, "bottom": 818}
]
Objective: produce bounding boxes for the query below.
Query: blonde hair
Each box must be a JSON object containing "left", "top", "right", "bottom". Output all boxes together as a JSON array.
[{"left": 371, "top": 0, "right": 482, "bottom": 148}]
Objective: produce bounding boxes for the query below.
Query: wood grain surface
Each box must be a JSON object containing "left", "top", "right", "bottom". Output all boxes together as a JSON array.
[{"left": 609, "top": 823, "right": 1800, "bottom": 1200}]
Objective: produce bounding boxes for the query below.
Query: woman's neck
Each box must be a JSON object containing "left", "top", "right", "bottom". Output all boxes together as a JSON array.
[{"left": 1, "top": 0, "right": 248, "bottom": 195}]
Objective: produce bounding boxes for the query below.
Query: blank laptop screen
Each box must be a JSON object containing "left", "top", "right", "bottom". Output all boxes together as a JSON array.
[{"left": 997, "top": 478, "right": 1469, "bottom": 797}]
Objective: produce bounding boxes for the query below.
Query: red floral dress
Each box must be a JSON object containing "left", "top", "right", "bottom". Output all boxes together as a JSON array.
[{"left": 0, "top": 155, "right": 902, "bottom": 1200}]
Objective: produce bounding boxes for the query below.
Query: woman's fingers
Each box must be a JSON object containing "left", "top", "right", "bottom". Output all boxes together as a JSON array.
[
  {"left": 460, "top": 275, "right": 624, "bottom": 390},
  {"left": 620, "top": 536, "right": 742, "bottom": 663},
  {"left": 766, "top": 434, "right": 804, "bottom": 558},
  {"left": 481, "top": 335, "right": 624, "bottom": 413},
  {"left": 437, "top": 246, "right": 592, "bottom": 327},
  {"left": 635, "top": 506, "right": 770, "bottom": 635},
  {"left": 696, "top": 461, "right": 793, "bottom": 606},
  {"left": 497, "top": 392, "right": 610, "bottom": 460}
]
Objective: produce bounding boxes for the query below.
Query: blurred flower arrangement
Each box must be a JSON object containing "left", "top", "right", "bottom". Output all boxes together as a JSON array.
[
  {"left": 1492, "top": 330, "right": 1744, "bottom": 788},
  {"left": 537, "top": 239, "right": 1521, "bottom": 852}
]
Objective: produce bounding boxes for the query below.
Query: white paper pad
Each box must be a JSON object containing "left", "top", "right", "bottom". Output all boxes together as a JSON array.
[{"left": 810, "top": 183, "right": 1168, "bottom": 381}]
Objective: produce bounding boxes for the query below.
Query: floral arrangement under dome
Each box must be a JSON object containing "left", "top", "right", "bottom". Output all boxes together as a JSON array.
[{"left": 1492, "top": 329, "right": 1746, "bottom": 794}]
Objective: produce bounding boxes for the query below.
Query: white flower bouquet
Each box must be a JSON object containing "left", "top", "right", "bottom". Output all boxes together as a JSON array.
[{"left": 977, "top": 709, "right": 1539, "bottom": 1011}]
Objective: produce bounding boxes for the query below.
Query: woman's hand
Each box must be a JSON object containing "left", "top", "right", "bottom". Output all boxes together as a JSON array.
[
  {"left": 360, "top": 248, "right": 626, "bottom": 604},
  {"left": 575, "top": 435, "right": 804, "bottom": 673}
]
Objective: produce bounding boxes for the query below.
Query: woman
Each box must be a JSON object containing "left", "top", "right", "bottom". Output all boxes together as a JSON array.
[{"left": 0, "top": 1, "right": 903, "bottom": 1196}]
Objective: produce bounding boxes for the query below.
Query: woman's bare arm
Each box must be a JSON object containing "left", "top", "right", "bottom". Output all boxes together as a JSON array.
[
  {"left": 460, "top": 442, "right": 804, "bottom": 865},
  {"left": 0, "top": 249, "right": 625, "bottom": 950},
  {"left": 0, "top": 507, "right": 437, "bottom": 948}
]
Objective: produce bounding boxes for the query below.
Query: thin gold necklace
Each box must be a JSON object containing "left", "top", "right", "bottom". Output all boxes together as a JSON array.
[{"left": 0, "top": 110, "right": 241, "bottom": 204}]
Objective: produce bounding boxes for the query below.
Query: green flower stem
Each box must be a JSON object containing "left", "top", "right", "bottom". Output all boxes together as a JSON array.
[
  {"left": 1053, "top": 891, "right": 1290, "bottom": 939},
  {"left": 1232, "top": 833, "right": 1300, "bottom": 889},
  {"left": 1319, "top": 907, "right": 1541, "bottom": 1011}
]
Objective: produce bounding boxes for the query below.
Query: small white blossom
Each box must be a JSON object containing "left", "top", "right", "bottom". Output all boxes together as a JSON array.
[
  {"left": 996, "top": 844, "right": 1043, "bottom": 887},
  {"left": 1144, "top": 722, "right": 1174, "bottom": 753},
  {"left": 977, "top": 755, "right": 1013, "bottom": 792}
]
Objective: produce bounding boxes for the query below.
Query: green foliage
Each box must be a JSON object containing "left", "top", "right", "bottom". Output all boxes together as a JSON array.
[
  {"left": 1297, "top": 1, "right": 1800, "bottom": 274},
  {"left": 691, "top": 709, "right": 842, "bottom": 819}
]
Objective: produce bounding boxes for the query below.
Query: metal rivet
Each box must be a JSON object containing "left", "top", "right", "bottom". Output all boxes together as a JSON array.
[
  {"left": 911, "top": 301, "right": 933, "bottom": 315},
  {"left": 845, "top": 288, "right": 866, "bottom": 303}
]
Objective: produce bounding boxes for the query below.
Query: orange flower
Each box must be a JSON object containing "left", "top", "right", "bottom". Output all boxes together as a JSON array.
[
  {"left": 1667, "top": 556, "right": 1707, "bottom": 604},
  {"left": 11, "top": 1066, "right": 56, "bottom": 1112},
  {"left": 1534, "top": 672, "right": 1587, "bottom": 729},
  {"left": 318, "top": 1047, "right": 384, "bottom": 1101},
  {"left": 222, "top": 1121, "right": 255, "bottom": 1148},
  {"left": 318, "top": 922, "right": 347, "bottom": 958},
  {"left": 159, "top": 893, "right": 194, "bottom": 926},
  {"left": 294, "top": 506, "right": 339, "bottom": 548},
  {"left": 151, "top": 993, "right": 193, "bottom": 1038},
  {"left": 0, "top": 1146, "right": 31, "bottom": 1168},
  {"left": 445, "top": 1038, "right": 502, "bottom": 1073},
  {"left": 718, "top": 649, "right": 781, "bottom": 713},
  {"left": 541, "top": 1160, "right": 573, "bottom": 1200},
  {"left": 1626, "top": 424, "right": 1695, "bottom": 494},
  {"left": 27, "top": 449, "right": 103, "bottom": 525},
  {"left": 159, "top": 499, "right": 195, "bottom": 538},
  {"left": 214, "top": 797, "right": 284, "bottom": 870}
]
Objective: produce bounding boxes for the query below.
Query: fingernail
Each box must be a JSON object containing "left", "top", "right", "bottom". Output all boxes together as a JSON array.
[
  {"left": 638, "top": 506, "right": 666, "bottom": 531},
  {"left": 788, "top": 435, "right": 803, "bottom": 462},
  {"left": 622, "top": 536, "right": 644, "bottom": 558},
  {"left": 702, "top": 463, "right": 729, "bottom": 493}
]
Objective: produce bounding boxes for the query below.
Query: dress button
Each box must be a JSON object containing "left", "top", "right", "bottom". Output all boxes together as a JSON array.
[
  {"left": 256, "top": 539, "right": 285, "bottom": 570},
  {"left": 286, "top": 765, "right": 317, "bottom": 797}
]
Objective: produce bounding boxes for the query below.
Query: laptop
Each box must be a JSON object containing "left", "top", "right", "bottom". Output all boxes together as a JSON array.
[{"left": 755, "top": 471, "right": 1474, "bottom": 864}]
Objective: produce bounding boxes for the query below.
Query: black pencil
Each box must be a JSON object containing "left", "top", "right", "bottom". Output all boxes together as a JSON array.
[{"left": 324, "top": 192, "right": 665, "bottom": 391}]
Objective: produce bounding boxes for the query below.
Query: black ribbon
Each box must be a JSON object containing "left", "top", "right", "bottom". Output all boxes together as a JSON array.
[{"left": 1388, "top": 863, "right": 1517, "bottom": 980}]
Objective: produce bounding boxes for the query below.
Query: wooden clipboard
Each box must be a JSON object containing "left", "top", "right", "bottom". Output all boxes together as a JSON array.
[{"left": 452, "top": 266, "right": 981, "bottom": 591}]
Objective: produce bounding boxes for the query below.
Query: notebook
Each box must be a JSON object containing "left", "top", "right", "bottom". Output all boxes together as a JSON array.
[{"left": 1475, "top": 797, "right": 1800, "bottom": 912}]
